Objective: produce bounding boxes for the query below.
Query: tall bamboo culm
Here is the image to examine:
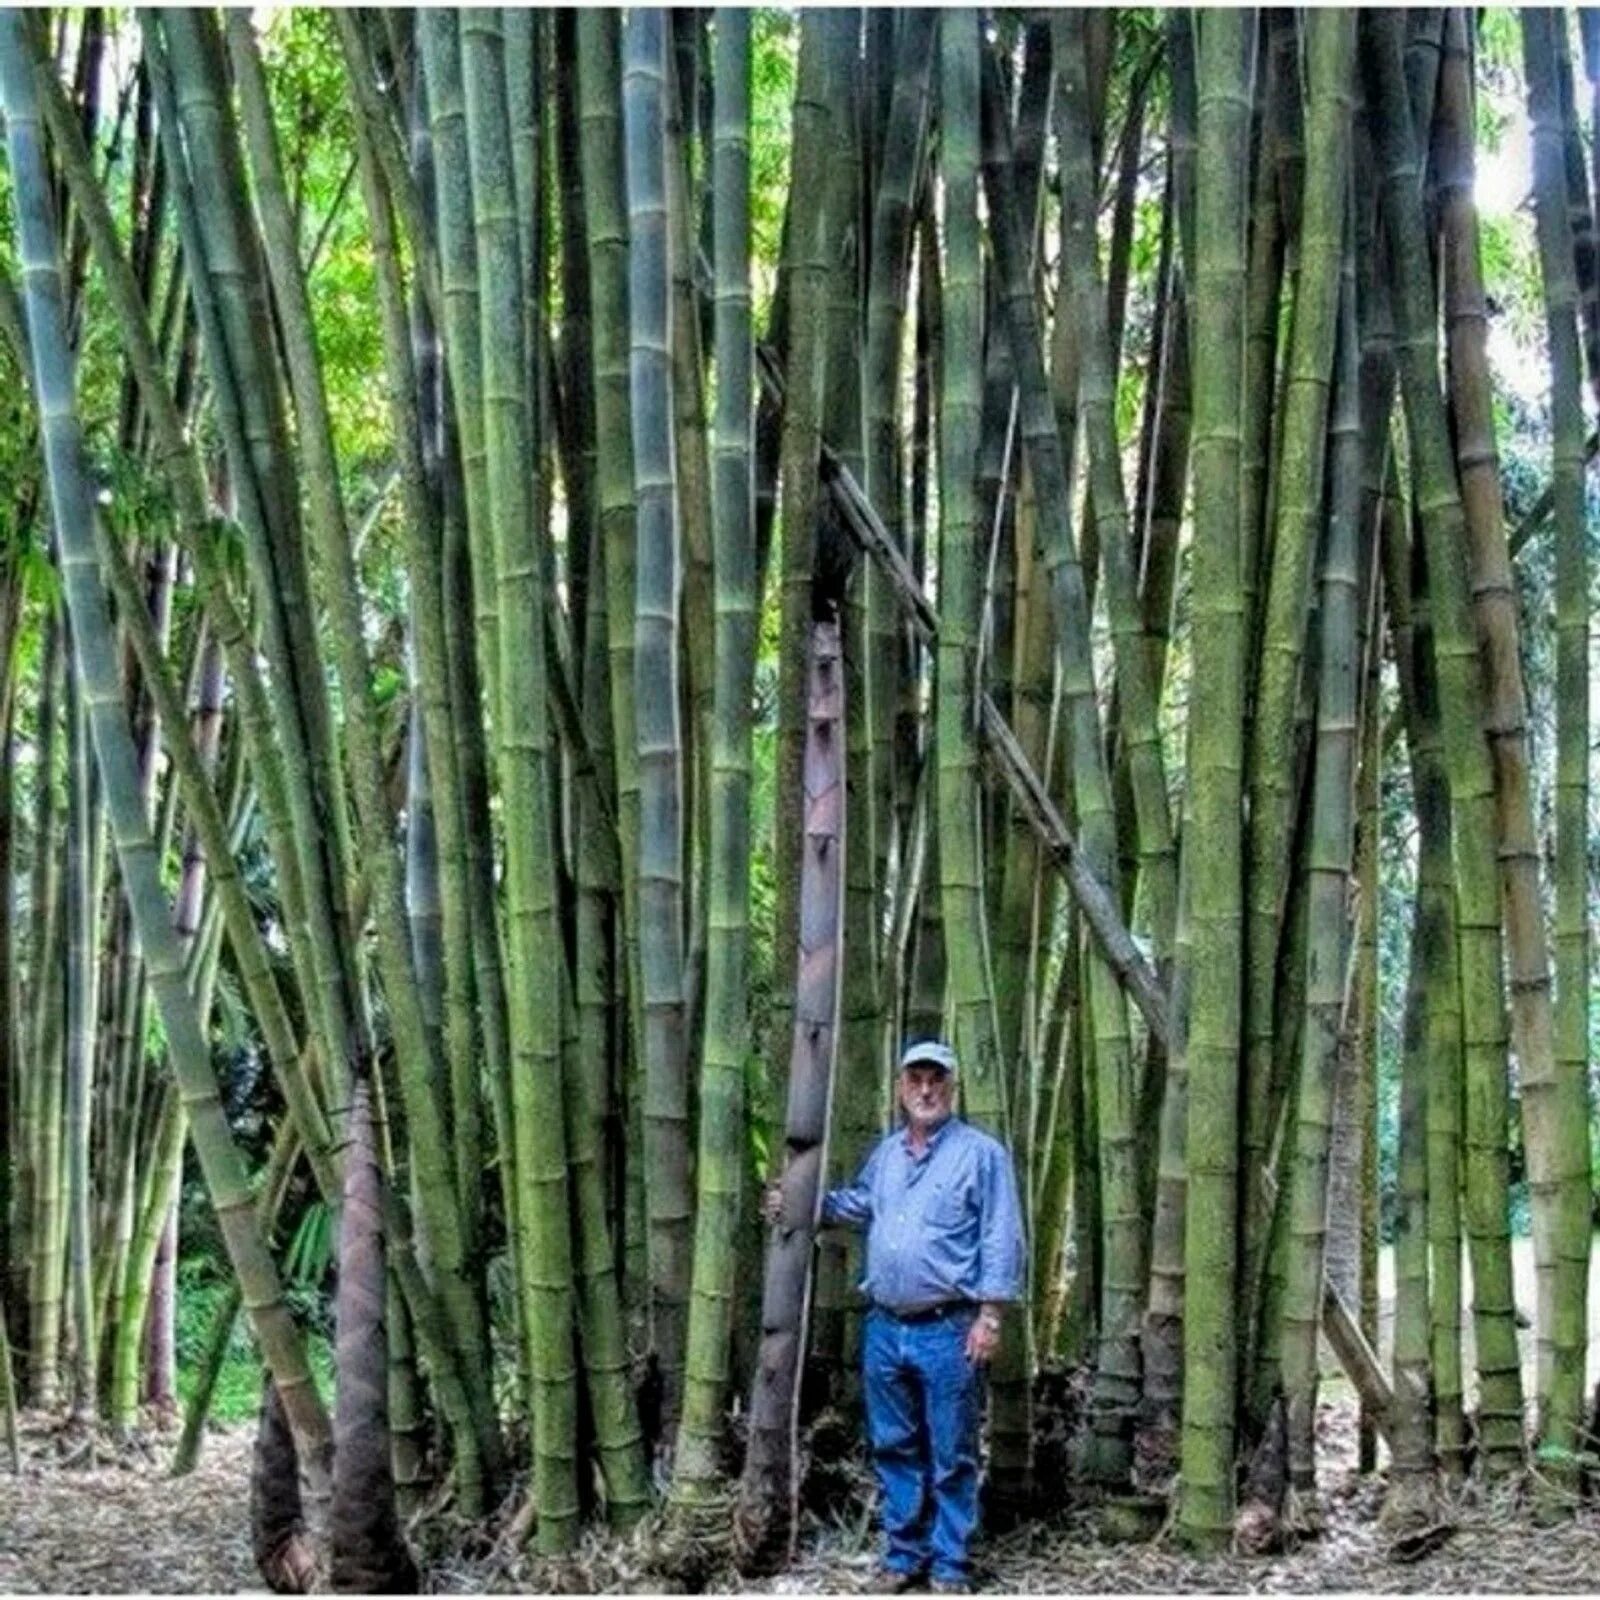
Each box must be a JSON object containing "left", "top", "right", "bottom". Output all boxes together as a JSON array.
[{"left": 1179, "top": 9, "right": 1253, "bottom": 1549}]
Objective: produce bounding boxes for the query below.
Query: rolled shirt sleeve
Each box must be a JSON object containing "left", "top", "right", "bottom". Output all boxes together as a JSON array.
[{"left": 974, "top": 1139, "right": 1025, "bottom": 1303}]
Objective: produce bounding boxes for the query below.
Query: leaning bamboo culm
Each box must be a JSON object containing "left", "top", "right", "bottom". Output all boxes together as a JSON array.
[{"left": 0, "top": 8, "right": 332, "bottom": 1469}]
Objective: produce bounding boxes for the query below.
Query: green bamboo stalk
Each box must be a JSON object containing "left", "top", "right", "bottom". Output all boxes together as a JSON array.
[
  {"left": 981, "top": 26, "right": 1139, "bottom": 1488},
  {"left": 407, "top": 17, "right": 520, "bottom": 1346},
  {"left": 459, "top": 7, "right": 579, "bottom": 1549},
  {"left": 1242, "top": 17, "right": 1357, "bottom": 1334},
  {"left": 0, "top": 585, "right": 17, "bottom": 1336},
  {"left": 816, "top": 3, "right": 872, "bottom": 1396},
  {"left": 221, "top": 26, "right": 492, "bottom": 1436},
  {"left": 34, "top": 38, "right": 331, "bottom": 1145},
  {"left": 1238, "top": 16, "right": 1292, "bottom": 679},
  {"left": 0, "top": 13, "right": 332, "bottom": 1466},
  {"left": 0, "top": 1291, "right": 18, "bottom": 1470},
  {"left": 672, "top": 8, "right": 756, "bottom": 1509},
  {"left": 1279, "top": 206, "right": 1360, "bottom": 1521},
  {"left": 576, "top": 9, "right": 649, "bottom": 1344},
  {"left": 624, "top": 8, "right": 692, "bottom": 1440},
  {"left": 1178, "top": 10, "right": 1254, "bottom": 1548},
  {"left": 336, "top": 32, "right": 483, "bottom": 1291},
  {"left": 63, "top": 649, "right": 97, "bottom": 1421},
  {"left": 1521, "top": 6, "right": 1592, "bottom": 1481},
  {"left": 1385, "top": 549, "right": 1436, "bottom": 1522},
  {"left": 1056, "top": 12, "right": 1178, "bottom": 971},
  {"left": 27, "top": 621, "right": 64, "bottom": 1410},
  {"left": 766, "top": 14, "right": 834, "bottom": 1240},
  {"left": 1364, "top": 9, "right": 1524, "bottom": 1473},
  {"left": 663, "top": 20, "right": 716, "bottom": 1066},
  {"left": 949, "top": 15, "right": 1033, "bottom": 1506},
  {"left": 864, "top": 10, "right": 936, "bottom": 968},
  {"left": 157, "top": 12, "right": 362, "bottom": 1114}
]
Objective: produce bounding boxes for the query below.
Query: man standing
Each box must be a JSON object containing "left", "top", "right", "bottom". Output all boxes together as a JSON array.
[{"left": 768, "top": 1039, "right": 1025, "bottom": 1592}]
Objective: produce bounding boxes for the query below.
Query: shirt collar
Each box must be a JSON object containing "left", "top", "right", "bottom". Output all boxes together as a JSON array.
[{"left": 901, "top": 1112, "right": 956, "bottom": 1159}]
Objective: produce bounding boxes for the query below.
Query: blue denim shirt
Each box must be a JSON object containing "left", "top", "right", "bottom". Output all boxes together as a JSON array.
[{"left": 821, "top": 1116, "right": 1025, "bottom": 1312}]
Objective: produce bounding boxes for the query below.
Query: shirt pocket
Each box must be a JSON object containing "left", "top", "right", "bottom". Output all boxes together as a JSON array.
[{"left": 927, "top": 1176, "right": 972, "bottom": 1231}]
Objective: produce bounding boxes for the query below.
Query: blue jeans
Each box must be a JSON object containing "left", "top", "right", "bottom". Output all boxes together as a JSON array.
[{"left": 863, "top": 1305, "right": 985, "bottom": 1583}]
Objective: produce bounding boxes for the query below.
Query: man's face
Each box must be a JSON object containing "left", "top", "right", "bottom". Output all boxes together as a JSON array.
[{"left": 898, "top": 1063, "right": 954, "bottom": 1130}]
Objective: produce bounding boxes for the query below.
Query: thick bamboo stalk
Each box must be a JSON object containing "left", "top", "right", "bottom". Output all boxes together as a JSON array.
[
  {"left": 25, "top": 622, "right": 63, "bottom": 1409},
  {"left": 340, "top": 33, "right": 483, "bottom": 1294},
  {"left": 1381, "top": 487, "right": 1467, "bottom": 1481},
  {"left": 737, "top": 621, "right": 846, "bottom": 1566},
  {"left": 576, "top": 8, "right": 649, "bottom": 1347},
  {"left": 1278, "top": 206, "right": 1360, "bottom": 1519},
  {"left": 672, "top": 9, "right": 757, "bottom": 1512},
  {"left": 765, "top": 17, "right": 835, "bottom": 1262},
  {"left": 1178, "top": 10, "right": 1254, "bottom": 1547},
  {"left": 459, "top": 6, "right": 580, "bottom": 1548},
  {"left": 1520, "top": 5, "right": 1593, "bottom": 1477},
  {"left": 1242, "top": 15, "right": 1356, "bottom": 1323},
  {"left": 945, "top": 13, "right": 1031, "bottom": 1503},
  {"left": 624, "top": 8, "right": 692, "bottom": 1439}
]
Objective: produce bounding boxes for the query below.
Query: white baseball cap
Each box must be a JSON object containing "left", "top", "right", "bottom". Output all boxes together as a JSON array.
[{"left": 898, "top": 1039, "right": 958, "bottom": 1077}]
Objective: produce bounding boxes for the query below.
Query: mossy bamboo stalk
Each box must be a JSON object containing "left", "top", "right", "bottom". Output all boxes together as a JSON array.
[
  {"left": 1, "top": 15, "right": 332, "bottom": 1465},
  {"left": 1177, "top": 10, "right": 1254, "bottom": 1547},
  {"left": 1364, "top": 9, "right": 1524, "bottom": 1472},
  {"left": 1382, "top": 481, "right": 1467, "bottom": 1482},
  {"left": 1386, "top": 585, "right": 1435, "bottom": 1520}
]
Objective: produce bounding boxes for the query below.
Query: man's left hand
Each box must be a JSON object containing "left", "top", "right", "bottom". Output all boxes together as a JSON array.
[{"left": 965, "top": 1307, "right": 1002, "bottom": 1364}]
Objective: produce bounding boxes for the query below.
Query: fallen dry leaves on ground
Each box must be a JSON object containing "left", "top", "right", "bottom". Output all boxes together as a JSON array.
[{"left": 5, "top": 1399, "right": 1600, "bottom": 1595}]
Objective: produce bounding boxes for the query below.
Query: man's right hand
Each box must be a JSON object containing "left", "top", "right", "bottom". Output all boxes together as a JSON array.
[{"left": 761, "top": 1180, "right": 786, "bottom": 1228}]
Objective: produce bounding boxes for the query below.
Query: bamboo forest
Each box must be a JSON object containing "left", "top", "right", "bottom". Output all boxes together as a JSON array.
[{"left": 3, "top": 5, "right": 1600, "bottom": 1595}]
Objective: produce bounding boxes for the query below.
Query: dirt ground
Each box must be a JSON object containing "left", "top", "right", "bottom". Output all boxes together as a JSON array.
[
  {"left": 4, "top": 1399, "right": 1600, "bottom": 1596},
  {"left": 6, "top": 1242, "right": 1600, "bottom": 1596}
]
